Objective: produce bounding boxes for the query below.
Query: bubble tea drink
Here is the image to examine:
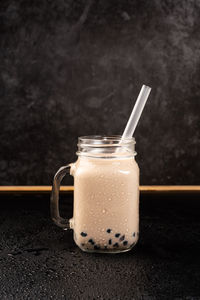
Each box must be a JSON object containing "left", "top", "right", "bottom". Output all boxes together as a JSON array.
[
  {"left": 51, "top": 85, "right": 151, "bottom": 253},
  {"left": 51, "top": 136, "right": 139, "bottom": 253}
]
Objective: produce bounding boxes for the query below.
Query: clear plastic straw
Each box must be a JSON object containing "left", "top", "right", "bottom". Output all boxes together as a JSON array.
[{"left": 121, "top": 85, "right": 151, "bottom": 139}]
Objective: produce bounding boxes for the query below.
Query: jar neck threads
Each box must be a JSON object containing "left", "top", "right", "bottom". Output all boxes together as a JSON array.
[{"left": 77, "top": 136, "right": 136, "bottom": 158}]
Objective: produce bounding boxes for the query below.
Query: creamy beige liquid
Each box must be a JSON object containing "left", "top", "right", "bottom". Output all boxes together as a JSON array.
[{"left": 70, "top": 155, "right": 139, "bottom": 252}]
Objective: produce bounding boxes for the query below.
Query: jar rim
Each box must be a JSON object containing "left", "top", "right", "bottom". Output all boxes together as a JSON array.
[{"left": 78, "top": 135, "right": 135, "bottom": 147}]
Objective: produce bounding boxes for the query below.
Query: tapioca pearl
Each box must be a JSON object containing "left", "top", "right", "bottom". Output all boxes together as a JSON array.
[
  {"left": 115, "top": 233, "right": 120, "bottom": 238},
  {"left": 108, "top": 239, "right": 112, "bottom": 245},
  {"left": 88, "top": 239, "right": 95, "bottom": 245},
  {"left": 133, "top": 232, "right": 136, "bottom": 237},
  {"left": 81, "top": 243, "right": 85, "bottom": 247},
  {"left": 80, "top": 232, "right": 87, "bottom": 237},
  {"left": 119, "top": 235, "right": 125, "bottom": 241},
  {"left": 113, "top": 243, "right": 119, "bottom": 248},
  {"left": 107, "top": 228, "right": 112, "bottom": 233},
  {"left": 123, "top": 241, "right": 128, "bottom": 246},
  {"left": 94, "top": 245, "right": 100, "bottom": 250}
]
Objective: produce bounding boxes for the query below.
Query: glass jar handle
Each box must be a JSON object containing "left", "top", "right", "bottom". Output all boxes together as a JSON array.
[{"left": 50, "top": 164, "right": 73, "bottom": 230}]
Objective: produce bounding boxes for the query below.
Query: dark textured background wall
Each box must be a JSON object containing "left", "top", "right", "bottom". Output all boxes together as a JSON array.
[{"left": 0, "top": 0, "right": 200, "bottom": 185}]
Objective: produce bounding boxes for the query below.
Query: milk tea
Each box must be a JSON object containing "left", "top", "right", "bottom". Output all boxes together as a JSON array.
[{"left": 70, "top": 155, "right": 139, "bottom": 253}]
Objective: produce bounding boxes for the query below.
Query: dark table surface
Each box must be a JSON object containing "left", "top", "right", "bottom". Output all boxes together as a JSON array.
[{"left": 0, "top": 193, "right": 200, "bottom": 300}]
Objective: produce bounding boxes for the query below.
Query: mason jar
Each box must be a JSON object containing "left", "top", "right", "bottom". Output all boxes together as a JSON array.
[{"left": 51, "top": 136, "right": 139, "bottom": 253}]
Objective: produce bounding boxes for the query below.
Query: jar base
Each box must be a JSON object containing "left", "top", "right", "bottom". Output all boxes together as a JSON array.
[{"left": 79, "top": 242, "right": 137, "bottom": 254}]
